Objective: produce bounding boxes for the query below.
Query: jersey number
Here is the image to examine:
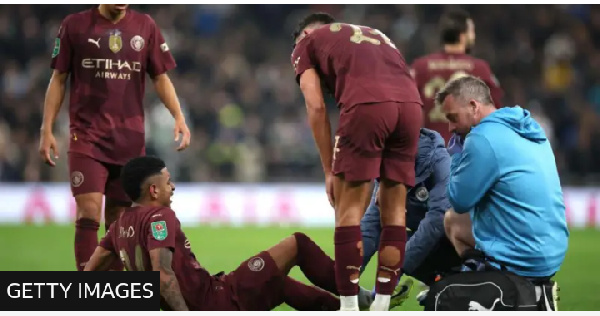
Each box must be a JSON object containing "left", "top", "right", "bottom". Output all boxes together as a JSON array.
[
  {"left": 423, "top": 71, "right": 469, "bottom": 122},
  {"left": 119, "top": 244, "right": 145, "bottom": 271},
  {"left": 330, "top": 23, "right": 398, "bottom": 50}
]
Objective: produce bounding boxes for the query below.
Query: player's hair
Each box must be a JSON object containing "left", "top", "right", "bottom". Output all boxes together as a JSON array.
[
  {"left": 121, "top": 156, "right": 166, "bottom": 202},
  {"left": 435, "top": 75, "right": 494, "bottom": 108},
  {"left": 439, "top": 8, "right": 471, "bottom": 45},
  {"left": 292, "top": 12, "right": 336, "bottom": 41}
]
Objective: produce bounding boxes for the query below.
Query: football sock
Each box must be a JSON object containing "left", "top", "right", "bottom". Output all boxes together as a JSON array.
[
  {"left": 334, "top": 226, "right": 363, "bottom": 310},
  {"left": 75, "top": 218, "right": 100, "bottom": 271},
  {"left": 375, "top": 226, "right": 406, "bottom": 296},
  {"left": 283, "top": 277, "right": 339, "bottom": 311}
]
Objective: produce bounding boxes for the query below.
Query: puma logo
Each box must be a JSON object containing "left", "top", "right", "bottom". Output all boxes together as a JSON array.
[
  {"left": 379, "top": 266, "right": 401, "bottom": 275},
  {"left": 468, "top": 298, "right": 500, "bottom": 311},
  {"left": 88, "top": 38, "right": 100, "bottom": 48}
]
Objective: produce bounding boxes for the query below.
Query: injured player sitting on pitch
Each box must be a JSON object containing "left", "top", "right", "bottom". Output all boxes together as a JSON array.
[{"left": 83, "top": 156, "right": 407, "bottom": 311}]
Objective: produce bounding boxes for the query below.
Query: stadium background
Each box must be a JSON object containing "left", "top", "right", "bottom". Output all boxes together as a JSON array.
[{"left": 0, "top": 4, "right": 599, "bottom": 310}]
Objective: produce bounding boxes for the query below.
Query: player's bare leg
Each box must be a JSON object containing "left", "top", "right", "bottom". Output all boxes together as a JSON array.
[
  {"left": 444, "top": 209, "right": 476, "bottom": 257},
  {"left": 332, "top": 175, "right": 373, "bottom": 311},
  {"left": 74, "top": 192, "right": 103, "bottom": 271},
  {"left": 266, "top": 233, "right": 373, "bottom": 310},
  {"left": 371, "top": 178, "right": 408, "bottom": 311}
]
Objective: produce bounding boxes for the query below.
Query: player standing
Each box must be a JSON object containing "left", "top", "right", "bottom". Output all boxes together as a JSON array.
[
  {"left": 291, "top": 13, "right": 422, "bottom": 311},
  {"left": 38, "top": 4, "right": 191, "bottom": 271},
  {"left": 411, "top": 9, "right": 503, "bottom": 144}
]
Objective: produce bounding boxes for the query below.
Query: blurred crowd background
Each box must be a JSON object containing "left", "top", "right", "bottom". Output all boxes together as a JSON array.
[{"left": 1, "top": 4, "right": 600, "bottom": 184}]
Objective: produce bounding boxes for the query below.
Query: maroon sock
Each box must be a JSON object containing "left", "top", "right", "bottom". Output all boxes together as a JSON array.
[
  {"left": 104, "top": 222, "right": 124, "bottom": 271},
  {"left": 75, "top": 218, "right": 100, "bottom": 271},
  {"left": 284, "top": 277, "right": 339, "bottom": 311},
  {"left": 293, "top": 232, "right": 338, "bottom": 294},
  {"left": 334, "top": 226, "right": 363, "bottom": 296},
  {"left": 375, "top": 225, "right": 406, "bottom": 295}
]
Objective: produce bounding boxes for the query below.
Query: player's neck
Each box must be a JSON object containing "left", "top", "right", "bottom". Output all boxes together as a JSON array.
[
  {"left": 131, "top": 201, "right": 163, "bottom": 208},
  {"left": 443, "top": 44, "right": 466, "bottom": 55},
  {"left": 98, "top": 5, "right": 127, "bottom": 24}
]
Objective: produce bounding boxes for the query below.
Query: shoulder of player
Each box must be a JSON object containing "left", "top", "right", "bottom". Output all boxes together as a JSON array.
[
  {"left": 471, "top": 57, "right": 493, "bottom": 72},
  {"left": 411, "top": 53, "right": 443, "bottom": 69},
  {"left": 61, "top": 9, "right": 93, "bottom": 27}
]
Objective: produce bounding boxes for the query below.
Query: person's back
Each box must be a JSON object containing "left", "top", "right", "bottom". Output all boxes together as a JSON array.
[
  {"left": 412, "top": 52, "right": 502, "bottom": 142},
  {"left": 460, "top": 107, "right": 569, "bottom": 277},
  {"left": 293, "top": 23, "right": 421, "bottom": 109}
]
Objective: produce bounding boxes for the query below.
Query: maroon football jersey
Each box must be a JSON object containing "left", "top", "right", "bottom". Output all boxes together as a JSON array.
[
  {"left": 100, "top": 206, "right": 234, "bottom": 311},
  {"left": 291, "top": 23, "right": 421, "bottom": 109},
  {"left": 411, "top": 52, "right": 504, "bottom": 143},
  {"left": 51, "top": 8, "right": 176, "bottom": 165}
]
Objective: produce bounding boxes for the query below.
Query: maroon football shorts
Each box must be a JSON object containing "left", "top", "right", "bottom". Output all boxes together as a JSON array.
[
  {"left": 68, "top": 152, "right": 130, "bottom": 203},
  {"left": 225, "top": 251, "right": 285, "bottom": 311},
  {"left": 332, "top": 101, "right": 422, "bottom": 186}
]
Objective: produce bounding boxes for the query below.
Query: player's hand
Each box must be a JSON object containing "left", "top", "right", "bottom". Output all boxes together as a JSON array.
[
  {"left": 39, "top": 131, "right": 59, "bottom": 167},
  {"left": 174, "top": 119, "right": 191, "bottom": 151},
  {"left": 447, "top": 133, "right": 465, "bottom": 156},
  {"left": 325, "top": 172, "right": 335, "bottom": 208}
]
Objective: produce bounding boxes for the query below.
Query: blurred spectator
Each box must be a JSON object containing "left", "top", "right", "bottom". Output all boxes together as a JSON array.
[{"left": 1, "top": 4, "right": 600, "bottom": 184}]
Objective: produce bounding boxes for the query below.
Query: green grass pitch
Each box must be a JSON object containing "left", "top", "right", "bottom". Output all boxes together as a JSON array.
[{"left": 0, "top": 225, "right": 598, "bottom": 311}]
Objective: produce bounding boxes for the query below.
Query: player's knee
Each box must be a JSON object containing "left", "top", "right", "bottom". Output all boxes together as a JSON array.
[
  {"left": 75, "top": 194, "right": 103, "bottom": 222},
  {"left": 335, "top": 207, "right": 363, "bottom": 226}
]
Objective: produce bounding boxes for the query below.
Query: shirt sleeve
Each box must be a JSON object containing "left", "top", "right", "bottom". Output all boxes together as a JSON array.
[
  {"left": 146, "top": 16, "right": 176, "bottom": 77},
  {"left": 447, "top": 133, "right": 500, "bottom": 213},
  {"left": 146, "top": 208, "right": 179, "bottom": 252},
  {"left": 50, "top": 15, "right": 74, "bottom": 73},
  {"left": 291, "top": 36, "right": 316, "bottom": 83},
  {"left": 99, "top": 222, "right": 116, "bottom": 253},
  {"left": 427, "top": 147, "right": 453, "bottom": 214}
]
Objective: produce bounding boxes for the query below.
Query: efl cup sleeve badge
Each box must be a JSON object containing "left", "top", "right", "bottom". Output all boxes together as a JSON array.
[
  {"left": 109, "top": 29, "right": 123, "bottom": 53},
  {"left": 151, "top": 221, "right": 168, "bottom": 241},
  {"left": 52, "top": 38, "right": 60, "bottom": 58},
  {"left": 130, "top": 35, "right": 145, "bottom": 52}
]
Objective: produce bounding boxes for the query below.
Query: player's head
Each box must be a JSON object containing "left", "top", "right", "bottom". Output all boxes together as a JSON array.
[
  {"left": 99, "top": 4, "right": 129, "bottom": 18},
  {"left": 436, "top": 75, "right": 495, "bottom": 136},
  {"left": 121, "top": 156, "right": 175, "bottom": 207},
  {"left": 292, "top": 12, "right": 336, "bottom": 45},
  {"left": 439, "top": 8, "right": 475, "bottom": 54}
]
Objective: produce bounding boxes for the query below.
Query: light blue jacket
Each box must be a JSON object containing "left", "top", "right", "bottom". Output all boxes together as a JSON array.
[{"left": 448, "top": 106, "right": 569, "bottom": 277}]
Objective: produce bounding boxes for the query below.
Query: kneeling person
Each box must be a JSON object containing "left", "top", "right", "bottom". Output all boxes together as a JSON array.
[
  {"left": 361, "top": 129, "right": 461, "bottom": 300},
  {"left": 84, "top": 156, "right": 403, "bottom": 311}
]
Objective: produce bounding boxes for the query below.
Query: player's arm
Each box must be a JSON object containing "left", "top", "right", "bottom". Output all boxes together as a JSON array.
[
  {"left": 150, "top": 247, "right": 189, "bottom": 311},
  {"left": 84, "top": 246, "right": 118, "bottom": 271},
  {"left": 40, "top": 15, "right": 73, "bottom": 166},
  {"left": 152, "top": 74, "right": 190, "bottom": 151},
  {"left": 447, "top": 133, "right": 499, "bottom": 213},
  {"left": 85, "top": 224, "right": 119, "bottom": 271},
  {"left": 299, "top": 68, "right": 333, "bottom": 175},
  {"left": 147, "top": 17, "right": 190, "bottom": 151},
  {"left": 403, "top": 145, "right": 451, "bottom": 274}
]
